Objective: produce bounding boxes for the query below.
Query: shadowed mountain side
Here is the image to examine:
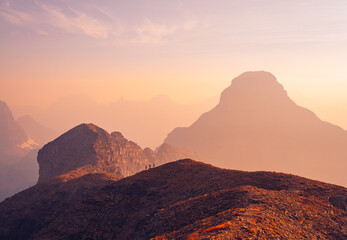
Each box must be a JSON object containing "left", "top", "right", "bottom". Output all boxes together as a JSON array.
[
  {"left": 1, "top": 159, "right": 345, "bottom": 239},
  {"left": 0, "top": 172, "right": 119, "bottom": 240},
  {"left": 17, "top": 115, "right": 57, "bottom": 146},
  {"left": 37, "top": 123, "right": 197, "bottom": 183},
  {"left": 0, "top": 100, "right": 35, "bottom": 159},
  {"left": 11, "top": 94, "right": 218, "bottom": 148},
  {"left": 165, "top": 71, "right": 347, "bottom": 186},
  {"left": 0, "top": 100, "right": 40, "bottom": 201}
]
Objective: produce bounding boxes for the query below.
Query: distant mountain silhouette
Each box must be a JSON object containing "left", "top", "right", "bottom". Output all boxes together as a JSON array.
[
  {"left": 38, "top": 123, "right": 196, "bottom": 183},
  {"left": 0, "top": 100, "right": 39, "bottom": 201},
  {"left": 0, "top": 100, "right": 36, "bottom": 159},
  {"left": 11, "top": 94, "right": 218, "bottom": 148},
  {"left": 17, "top": 115, "right": 57, "bottom": 145},
  {"left": 0, "top": 159, "right": 345, "bottom": 239},
  {"left": 165, "top": 71, "right": 347, "bottom": 186}
]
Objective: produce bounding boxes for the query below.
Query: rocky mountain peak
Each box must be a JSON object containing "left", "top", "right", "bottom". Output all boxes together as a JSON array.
[
  {"left": 37, "top": 123, "right": 197, "bottom": 183},
  {"left": 111, "top": 131, "right": 126, "bottom": 141}
]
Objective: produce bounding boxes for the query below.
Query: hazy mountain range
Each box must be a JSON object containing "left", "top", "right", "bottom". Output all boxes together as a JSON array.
[
  {"left": 0, "top": 71, "right": 347, "bottom": 239},
  {"left": 11, "top": 95, "right": 218, "bottom": 149},
  {"left": 0, "top": 100, "right": 40, "bottom": 201},
  {"left": 17, "top": 115, "right": 57, "bottom": 146}
]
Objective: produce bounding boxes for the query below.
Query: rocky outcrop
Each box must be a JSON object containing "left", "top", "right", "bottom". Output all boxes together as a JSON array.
[
  {"left": 165, "top": 71, "right": 347, "bottom": 186},
  {"left": 37, "top": 123, "right": 196, "bottom": 183},
  {"left": 0, "top": 159, "right": 345, "bottom": 239}
]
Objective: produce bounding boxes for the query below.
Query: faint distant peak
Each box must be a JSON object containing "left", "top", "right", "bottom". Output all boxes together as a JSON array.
[
  {"left": 17, "top": 114, "right": 41, "bottom": 125},
  {"left": 149, "top": 95, "right": 174, "bottom": 103},
  {"left": 0, "top": 99, "right": 21, "bottom": 127},
  {"left": 233, "top": 71, "right": 277, "bottom": 82},
  {"left": 0, "top": 99, "right": 11, "bottom": 113},
  {"left": 219, "top": 71, "right": 289, "bottom": 105},
  {"left": 49, "top": 94, "right": 99, "bottom": 108},
  {"left": 0, "top": 99, "right": 30, "bottom": 153}
]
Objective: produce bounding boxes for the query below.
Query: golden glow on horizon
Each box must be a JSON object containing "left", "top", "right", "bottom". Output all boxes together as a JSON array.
[{"left": 1, "top": 0, "right": 347, "bottom": 129}]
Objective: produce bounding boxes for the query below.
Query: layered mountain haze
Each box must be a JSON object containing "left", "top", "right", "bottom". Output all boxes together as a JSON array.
[
  {"left": 0, "top": 149, "right": 39, "bottom": 202},
  {"left": 17, "top": 115, "right": 57, "bottom": 146},
  {"left": 165, "top": 71, "right": 347, "bottom": 186},
  {"left": 11, "top": 95, "right": 218, "bottom": 148},
  {"left": 0, "top": 159, "right": 345, "bottom": 239},
  {"left": 0, "top": 100, "right": 37, "bottom": 159},
  {"left": 3, "top": 0, "right": 347, "bottom": 238},
  {"left": 37, "top": 123, "right": 197, "bottom": 183},
  {"left": 0, "top": 100, "right": 40, "bottom": 201}
]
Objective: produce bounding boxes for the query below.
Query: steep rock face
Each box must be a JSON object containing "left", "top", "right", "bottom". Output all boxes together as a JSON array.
[
  {"left": 1, "top": 159, "right": 345, "bottom": 239},
  {"left": 37, "top": 123, "right": 196, "bottom": 183},
  {"left": 165, "top": 71, "right": 347, "bottom": 186}
]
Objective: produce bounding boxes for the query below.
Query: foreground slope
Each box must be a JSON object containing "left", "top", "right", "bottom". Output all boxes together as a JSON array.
[
  {"left": 165, "top": 71, "right": 347, "bottom": 186},
  {"left": 0, "top": 172, "right": 119, "bottom": 240},
  {"left": 1, "top": 159, "right": 345, "bottom": 239}
]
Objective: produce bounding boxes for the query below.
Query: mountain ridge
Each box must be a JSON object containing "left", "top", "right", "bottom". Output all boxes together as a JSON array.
[{"left": 0, "top": 159, "right": 345, "bottom": 239}]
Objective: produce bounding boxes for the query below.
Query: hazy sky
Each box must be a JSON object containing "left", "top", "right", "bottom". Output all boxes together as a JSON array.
[{"left": 1, "top": 0, "right": 347, "bottom": 127}]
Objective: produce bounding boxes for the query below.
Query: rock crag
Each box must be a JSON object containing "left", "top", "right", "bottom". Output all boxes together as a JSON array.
[{"left": 38, "top": 123, "right": 196, "bottom": 183}]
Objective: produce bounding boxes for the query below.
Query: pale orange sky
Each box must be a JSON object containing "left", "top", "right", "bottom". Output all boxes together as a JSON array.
[{"left": 1, "top": 0, "right": 347, "bottom": 129}]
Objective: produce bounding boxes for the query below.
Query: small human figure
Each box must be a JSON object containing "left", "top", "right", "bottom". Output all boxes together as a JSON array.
[
  {"left": 149, "top": 164, "right": 151, "bottom": 168},
  {"left": 145, "top": 166, "right": 147, "bottom": 170},
  {"left": 153, "top": 163, "right": 155, "bottom": 167}
]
